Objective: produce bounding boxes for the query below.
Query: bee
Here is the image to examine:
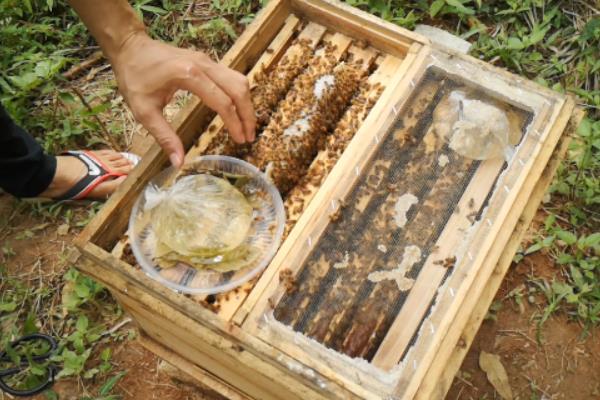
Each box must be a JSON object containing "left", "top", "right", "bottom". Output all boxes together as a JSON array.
[
  {"left": 355, "top": 39, "right": 368, "bottom": 49},
  {"left": 466, "top": 211, "right": 478, "bottom": 223},
  {"left": 279, "top": 268, "right": 297, "bottom": 294},
  {"left": 435, "top": 256, "right": 456, "bottom": 269},
  {"left": 329, "top": 208, "right": 342, "bottom": 222}
]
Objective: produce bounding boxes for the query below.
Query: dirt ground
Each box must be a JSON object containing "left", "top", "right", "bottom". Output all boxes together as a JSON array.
[
  {"left": 2, "top": 186, "right": 598, "bottom": 400},
  {"left": 447, "top": 251, "right": 600, "bottom": 400}
]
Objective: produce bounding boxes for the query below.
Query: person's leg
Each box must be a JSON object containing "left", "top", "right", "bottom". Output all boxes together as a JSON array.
[
  {"left": 0, "top": 105, "right": 56, "bottom": 197},
  {"left": 0, "top": 105, "right": 134, "bottom": 199}
]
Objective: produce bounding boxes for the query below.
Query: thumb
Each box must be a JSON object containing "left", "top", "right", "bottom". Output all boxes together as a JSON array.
[{"left": 134, "top": 105, "right": 184, "bottom": 168}]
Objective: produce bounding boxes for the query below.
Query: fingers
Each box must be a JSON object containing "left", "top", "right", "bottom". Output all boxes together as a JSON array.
[
  {"left": 201, "top": 61, "right": 256, "bottom": 142},
  {"left": 132, "top": 103, "right": 184, "bottom": 168},
  {"left": 178, "top": 66, "right": 247, "bottom": 144}
]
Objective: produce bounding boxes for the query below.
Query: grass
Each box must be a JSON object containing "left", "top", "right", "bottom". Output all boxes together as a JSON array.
[{"left": 0, "top": 0, "right": 598, "bottom": 397}]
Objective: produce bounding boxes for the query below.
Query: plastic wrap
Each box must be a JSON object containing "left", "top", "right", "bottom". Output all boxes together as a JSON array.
[
  {"left": 433, "top": 90, "right": 515, "bottom": 161},
  {"left": 144, "top": 174, "right": 253, "bottom": 265}
]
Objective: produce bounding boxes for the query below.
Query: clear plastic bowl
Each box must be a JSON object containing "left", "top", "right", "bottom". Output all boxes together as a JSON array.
[{"left": 128, "top": 156, "right": 285, "bottom": 295}]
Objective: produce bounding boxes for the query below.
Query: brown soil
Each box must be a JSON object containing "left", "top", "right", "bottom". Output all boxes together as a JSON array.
[
  {"left": 447, "top": 250, "right": 600, "bottom": 400},
  {"left": 36, "top": 340, "right": 219, "bottom": 400}
]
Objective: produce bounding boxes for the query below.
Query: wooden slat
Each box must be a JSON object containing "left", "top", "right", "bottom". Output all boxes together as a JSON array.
[
  {"left": 326, "top": 151, "right": 478, "bottom": 358},
  {"left": 273, "top": 76, "right": 450, "bottom": 332},
  {"left": 187, "top": 18, "right": 326, "bottom": 160},
  {"left": 282, "top": 54, "right": 399, "bottom": 233},
  {"left": 394, "top": 96, "right": 574, "bottom": 399},
  {"left": 76, "top": 0, "right": 291, "bottom": 251},
  {"left": 372, "top": 158, "right": 510, "bottom": 368},
  {"left": 217, "top": 46, "right": 384, "bottom": 322},
  {"left": 122, "top": 297, "right": 293, "bottom": 400},
  {"left": 235, "top": 43, "right": 428, "bottom": 327},
  {"left": 138, "top": 332, "right": 250, "bottom": 400},
  {"left": 414, "top": 107, "right": 582, "bottom": 400},
  {"left": 289, "top": 0, "right": 428, "bottom": 56}
]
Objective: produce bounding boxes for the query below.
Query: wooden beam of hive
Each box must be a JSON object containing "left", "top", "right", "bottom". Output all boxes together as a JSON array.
[
  {"left": 244, "top": 32, "right": 354, "bottom": 193},
  {"left": 282, "top": 53, "right": 394, "bottom": 236},
  {"left": 213, "top": 46, "right": 376, "bottom": 320},
  {"left": 301, "top": 94, "right": 467, "bottom": 352},
  {"left": 185, "top": 17, "right": 325, "bottom": 160},
  {"left": 335, "top": 153, "right": 477, "bottom": 359},
  {"left": 368, "top": 103, "right": 532, "bottom": 369},
  {"left": 414, "top": 109, "right": 580, "bottom": 399},
  {"left": 273, "top": 77, "right": 444, "bottom": 329},
  {"left": 371, "top": 160, "right": 509, "bottom": 369},
  {"left": 396, "top": 99, "right": 571, "bottom": 400}
]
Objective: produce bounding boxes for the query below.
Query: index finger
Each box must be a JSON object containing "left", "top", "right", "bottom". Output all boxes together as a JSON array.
[{"left": 203, "top": 64, "right": 256, "bottom": 142}]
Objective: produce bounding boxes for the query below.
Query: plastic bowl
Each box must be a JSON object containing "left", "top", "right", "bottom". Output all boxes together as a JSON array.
[{"left": 128, "top": 156, "right": 285, "bottom": 294}]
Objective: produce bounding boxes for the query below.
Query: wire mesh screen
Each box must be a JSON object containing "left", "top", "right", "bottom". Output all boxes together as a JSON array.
[{"left": 273, "top": 66, "right": 533, "bottom": 362}]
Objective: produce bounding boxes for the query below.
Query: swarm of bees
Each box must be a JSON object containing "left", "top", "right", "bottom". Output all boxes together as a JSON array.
[{"left": 201, "top": 36, "right": 385, "bottom": 245}]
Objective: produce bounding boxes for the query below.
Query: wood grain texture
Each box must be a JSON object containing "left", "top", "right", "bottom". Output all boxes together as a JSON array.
[
  {"left": 138, "top": 333, "right": 250, "bottom": 400},
  {"left": 395, "top": 96, "right": 574, "bottom": 399},
  {"left": 76, "top": 245, "right": 359, "bottom": 400},
  {"left": 237, "top": 43, "right": 428, "bottom": 327},
  {"left": 289, "top": 0, "right": 428, "bottom": 56},
  {"left": 413, "top": 106, "right": 583, "bottom": 400}
]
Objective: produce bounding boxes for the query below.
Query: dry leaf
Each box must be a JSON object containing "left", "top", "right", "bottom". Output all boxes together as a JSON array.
[
  {"left": 31, "top": 222, "right": 51, "bottom": 231},
  {"left": 479, "top": 351, "right": 513, "bottom": 400},
  {"left": 57, "top": 223, "right": 70, "bottom": 236}
]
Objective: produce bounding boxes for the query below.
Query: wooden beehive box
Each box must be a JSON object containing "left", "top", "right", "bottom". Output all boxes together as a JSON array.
[{"left": 72, "top": 0, "right": 581, "bottom": 398}]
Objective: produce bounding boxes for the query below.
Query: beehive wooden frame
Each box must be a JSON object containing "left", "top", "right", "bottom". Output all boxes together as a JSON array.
[{"left": 71, "top": 0, "right": 580, "bottom": 398}]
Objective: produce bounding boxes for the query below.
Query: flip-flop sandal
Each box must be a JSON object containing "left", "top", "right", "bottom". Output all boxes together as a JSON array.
[{"left": 55, "top": 150, "right": 140, "bottom": 200}]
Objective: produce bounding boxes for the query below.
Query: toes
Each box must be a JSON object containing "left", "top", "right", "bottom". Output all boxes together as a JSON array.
[
  {"left": 112, "top": 163, "right": 134, "bottom": 174},
  {"left": 89, "top": 176, "right": 127, "bottom": 199},
  {"left": 94, "top": 150, "right": 126, "bottom": 162},
  {"left": 97, "top": 149, "right": 120, "bottom": 159},
  {"left": 110, "top": 159, "right": 133, "bottom": 169}
]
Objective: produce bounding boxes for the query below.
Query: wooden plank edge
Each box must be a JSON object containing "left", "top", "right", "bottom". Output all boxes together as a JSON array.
[
  {"left": 394, "top": 96, "right": 576, "bottom": 399},
  {"left": 73, "top": 243, "right": 358, "bottom": 400},
  {"left": 289, "top": 0, "right": 428, "bottom": 57},
  {"left": 372, "top": 157, "right": 506, "bottom": 369},
  {"left": 414, "top": 106, "right": 584, "bottom": 400},
  {"left": 122, "top": 296, "right": 290, "bottom": 400},
  {"left": 436, "top": 46, "right": 569, "bottom": 107},
  {"left": 233, "top": 42, "right": 427, "bottom": 327},
  {"left": 137, "top": 333, "right": 250, "bottom": 400}
]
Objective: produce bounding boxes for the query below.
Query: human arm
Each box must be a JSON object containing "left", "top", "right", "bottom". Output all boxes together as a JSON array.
[{"left": 68, "top": 0, "right": 256, "bottom": 167}]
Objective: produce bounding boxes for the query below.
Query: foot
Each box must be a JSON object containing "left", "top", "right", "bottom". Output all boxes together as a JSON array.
[{"left": 40, "top": 150, "right": 134, "bottom": 199}]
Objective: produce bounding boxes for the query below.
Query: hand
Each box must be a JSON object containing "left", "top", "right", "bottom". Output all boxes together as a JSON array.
[{"left": 112, "top": 33, "right": 256, "bottom": 167}]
